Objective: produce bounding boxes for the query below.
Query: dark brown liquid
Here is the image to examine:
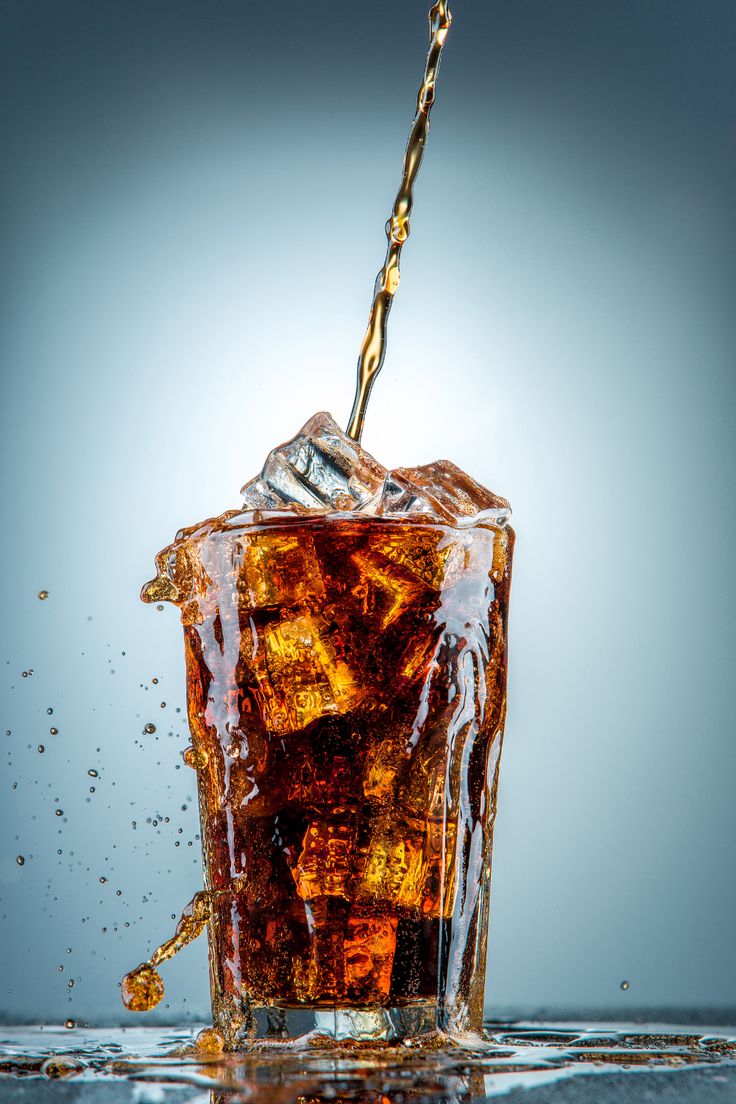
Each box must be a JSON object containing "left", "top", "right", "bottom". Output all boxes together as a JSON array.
[
  {"left": 346, "top": 2, "right": 452, "bottom": 442},
  {"left": 130, "top": 512, "right": 512, "bottom": 1040}
]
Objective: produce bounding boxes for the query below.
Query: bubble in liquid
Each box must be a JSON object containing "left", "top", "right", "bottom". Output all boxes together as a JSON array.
[
  {"left": 38, "top": 590, "right": 49, "bottom": 601},
  {"left": 621, "top": 980, "right": 630, "bottom": 991},
  {"left": 16, "top": 856, "right": 24, "bottom": 866},
  {"left": 64, "top": 1018, "right": 76, "bottom": 1029},
  {"left": 121, "top": 963, "right": 164, "bottom": 1011},
  {"left": 143, "top": 723, "right": 156, "bottom": 735},
  {"left": 41, "top": 1057, "right": 83, "bottom": 1078},
  {"left": 195, "top": 1027, "right": 225, "bottom": 1054}
]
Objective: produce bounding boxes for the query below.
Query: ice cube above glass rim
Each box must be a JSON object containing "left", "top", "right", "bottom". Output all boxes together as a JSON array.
[{"left": 238, "top": 412, "right": 511, "bottom": 529}]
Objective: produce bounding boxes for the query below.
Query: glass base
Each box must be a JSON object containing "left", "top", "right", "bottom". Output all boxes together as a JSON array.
[{"left": 222, "top": 1000, "right": 449, "bottom": 1050}]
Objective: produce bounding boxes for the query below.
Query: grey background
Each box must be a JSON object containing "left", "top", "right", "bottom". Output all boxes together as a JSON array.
[{"left": 1, "top": 0, "right": 734, "bottom": 1025}]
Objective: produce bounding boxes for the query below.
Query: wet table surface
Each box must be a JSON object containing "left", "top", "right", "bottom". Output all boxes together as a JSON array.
[{"left": 0, "top": 1022, "right": 735, "bottom": 1103}]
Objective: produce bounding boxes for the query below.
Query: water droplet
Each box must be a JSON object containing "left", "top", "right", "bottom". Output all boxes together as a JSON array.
[
  {"left": 99, "top": 876, "right": 107, "bottom": 884},
  {"left": 37, "top": 745, "right": 45, "bottom": 753},
  {"left": 88, "top": 769, "right": 98, "bottom": 778},
  {"left": 47, "top": 708, "right": 53, "bottom": 715},
  {"left": 37, "top": 590, "right": 49, "bottom": 601},
  {"left": 50, "top": 728, "right": 58, "bottom": 736},
  {"left": 156, "top": 604, "right": 164, "bottom": 611},
  {"left": 55, "top": 809, "right": 63, "bottom": 817},
  {"left": 160, "top": 702, "right": 166, "bottom": 708},
  {"left": 621, "top": 980, "right": 630, "bottom": 991},
  {"left": 183, "top": 745, "right": 208, "bottom": 770},
  {"left": 64, "top": 1018, "right": 76, "bottom": 1029},
  {"left": 195, "top": 1027, "right": 224, "bottom": 1054},
  {"left": 143, "top": 723, "right": 156, "bottom": 735},
  {"left": 16, "top": 856, "right": 24, "bottom": 866},
  {"left": 152, "top": 678, "right": 159, "bottom": 685},
  {"left": 67, "top": 979, "right": 74, "bottom": 988}
]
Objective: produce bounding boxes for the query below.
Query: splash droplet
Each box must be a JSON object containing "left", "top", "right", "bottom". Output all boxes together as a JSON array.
[
  {"left": 88, "top": 769, "right": 98, "bottom": 778},
  {"left": 121, "top": 963, "right": 164, "bottom": 1011},
  {"left": 143, "top": 723, "right": 156, "bottom": 735},
  {"left": 50, "top": 728, "right": 58, "bottom": 736},
  {"left": 195, "top": 1027, "right": 225, "bottom": 1054},
  {"left": 41, "top": 1057, "right": 82, "bottom": 1078},
  {"left": 37, "top": 745, "right": 45, "bottom": 753},
  {"left": 183, "top": 745, "right": 208, "bottom": 770},
  {"left": 55, "top": 809, "right": 64, "bottom": 817},
  {"left": 37, "top": 590, "right": 49, "bottom": 601},
  {"left": 621, "top": 980, "right": 630, "bottom": 991},
  {"left": 16, "top": 855, "right": 25, "bottom": 866},
  {"left": 64, "top": 1019, "right": 76, "bottom": 1029}
]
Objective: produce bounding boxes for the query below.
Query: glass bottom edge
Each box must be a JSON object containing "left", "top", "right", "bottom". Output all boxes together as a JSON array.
[
  {"left": 219, "top": 1001, "right": 435, "bottom": 1049},
  {"left": 215, "top": 1001, "right": 490, "bottom": 1052}
]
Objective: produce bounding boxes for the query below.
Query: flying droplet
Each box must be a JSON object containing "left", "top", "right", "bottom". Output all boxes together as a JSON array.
[
  {"left": 195, "top": 1027, "right": 225, "bottom": 1054},
  {"left": 143, "top": 723, "right": 156, "bottom": 735},
  {"left": 47, "top": 708, "right": 53, "bottom": 715},
  {"left": 50, "top": 728, "right": 58, "bottom": 736},
  {"left": 121, "top": 963, "right": 164, "bottom": 1011},
  {"left": 64, "top": 1019, "right": 76, "bottom": 1029},
  {"left": 37, "top": 745, "right": 45, "bottom": 753},
  {"left": 55, "top": 809, "right": 64, "bottom": 817},
  {"left": 16, "top": 856, "right": 25, "bottom": 866},
  {"left": 88, "top": 769, "right": 98, "bottom": 778},
  {"left": 620, "top": 980, "right": 630, "bottom": 991},
  {"left": 38, "top": 590, "right": 49, "bottom": 601}
]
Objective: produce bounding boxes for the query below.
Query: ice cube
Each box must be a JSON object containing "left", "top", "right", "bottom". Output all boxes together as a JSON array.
[
  {"left": 344, "top": 913, "right": 398, "bottom": 1001},
  {"left": 376, "top": 460, "right": 511, "bottom": 527},
  {"left": 234, "top": 530, "right": 325, "bottom": 609},
  {"left": 241, "top": 412, "right": 387, "bottom": 512},
  {"left": 253, "top": 612, "right": 363, "bottom": 734},
  {"left": 293, "top": 814, "right": 357, "bottom": 900}
]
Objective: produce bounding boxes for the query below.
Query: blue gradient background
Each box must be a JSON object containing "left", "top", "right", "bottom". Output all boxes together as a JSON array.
[{"left": 1, "top": 0, "right": 734, "bottom": 1024}]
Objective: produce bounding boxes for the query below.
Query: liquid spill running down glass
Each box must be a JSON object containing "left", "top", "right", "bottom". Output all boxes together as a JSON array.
[{"left": 120, "top": 0, "right": 516, "bottom": 1050}]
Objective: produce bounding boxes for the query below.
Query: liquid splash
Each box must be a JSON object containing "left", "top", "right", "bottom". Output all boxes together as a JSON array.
[
  {"left": 121, "top": 891, "right": 212, "bottom": 1012},
  {"left": 0, "top": 1022, "right": 734, "bottom": 1101}
]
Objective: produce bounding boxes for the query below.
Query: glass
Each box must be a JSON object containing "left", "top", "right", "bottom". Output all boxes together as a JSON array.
[{"left": 164, "top": 511, "right": 513, "bottom": 1048}]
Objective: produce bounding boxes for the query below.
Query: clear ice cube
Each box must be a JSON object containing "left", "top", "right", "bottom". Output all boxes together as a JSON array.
[
  {"left": 376, "top": 460, "right": 511, "bottom": 527},
  {"left": 241, "top": 412, "right": 387, "bottom": 512}
]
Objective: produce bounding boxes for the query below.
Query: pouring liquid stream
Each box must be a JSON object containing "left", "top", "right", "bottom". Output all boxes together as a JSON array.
[{"left": 346, "top": 1, "right": 452, "bottom": 443}]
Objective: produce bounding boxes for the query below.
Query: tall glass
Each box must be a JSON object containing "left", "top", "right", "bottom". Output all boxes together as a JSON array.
[{"left": 155, "top": 511, "right": 513, "bottom": 1048}]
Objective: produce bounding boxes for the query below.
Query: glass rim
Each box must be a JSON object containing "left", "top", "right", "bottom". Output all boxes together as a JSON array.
[{"left": 200, "top": 507, "right": 512, "bottom": 537}]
